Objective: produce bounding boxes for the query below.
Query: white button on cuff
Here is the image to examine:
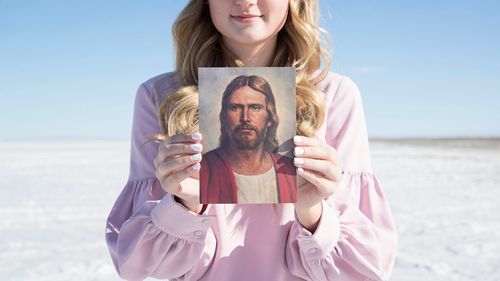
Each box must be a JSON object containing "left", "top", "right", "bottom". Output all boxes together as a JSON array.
[{"left": 193, "top": 230, "right": 203, "bottom": 237}]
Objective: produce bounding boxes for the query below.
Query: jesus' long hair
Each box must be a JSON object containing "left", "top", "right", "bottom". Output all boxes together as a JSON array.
[{"left": 219, "top": 75, "right": 279, "bottom": 150}]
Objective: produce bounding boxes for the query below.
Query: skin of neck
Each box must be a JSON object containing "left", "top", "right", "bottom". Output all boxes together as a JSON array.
[
  {"left": 222, "top": 36, "right": 277, "bottom": 67},
  {"left": 224, "top": 141, "right": 273, "bottom": 175}
]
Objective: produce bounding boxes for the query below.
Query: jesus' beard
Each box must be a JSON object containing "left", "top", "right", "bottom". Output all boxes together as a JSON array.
[{"left": 230, "top": 124, "right": 268, "bottom": 150}]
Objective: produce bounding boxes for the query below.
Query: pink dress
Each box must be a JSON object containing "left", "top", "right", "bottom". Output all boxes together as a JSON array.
[{"left": 105, "top": 72, "right": 398, "bottom": 281}]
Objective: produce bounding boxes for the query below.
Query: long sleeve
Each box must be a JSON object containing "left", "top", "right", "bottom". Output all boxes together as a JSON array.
[
  {"left": 286, "top": 74, "right": 398, "bottom": 280},
  {"left": 105, "top": 82, "right": 217, "bottom": 281}
]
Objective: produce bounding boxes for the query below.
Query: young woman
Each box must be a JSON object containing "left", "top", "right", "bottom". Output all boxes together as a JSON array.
[{"left": 105, "top": 0, "right": 398, "bottom": 280}]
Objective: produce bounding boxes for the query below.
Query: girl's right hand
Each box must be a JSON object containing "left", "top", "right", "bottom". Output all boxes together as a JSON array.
[{"left": 154, "top": 132, "right": 203, "bottom": 213}]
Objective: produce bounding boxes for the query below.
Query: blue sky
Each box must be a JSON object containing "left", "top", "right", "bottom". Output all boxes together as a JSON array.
[{"left": 1, "top": 0, "right": 499, "bottom": 140}]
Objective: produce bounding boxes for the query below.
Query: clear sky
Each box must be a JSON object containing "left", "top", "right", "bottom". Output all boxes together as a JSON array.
[{"left": 1, "top": 0, "right": 499, "bottom": 140}]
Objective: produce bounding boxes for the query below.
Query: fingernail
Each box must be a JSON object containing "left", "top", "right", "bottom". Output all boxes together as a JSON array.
[
  {"left": 297, "top": 167, "right": 304, "bottom": 173},
  {"left": 190, "top": 153, "right": 201, "bottom": 161},
  {"left": 191, "top": 143, "right": 202, "bottom": 152},
  {"left": 294, "top": 158, "right": 304, "bottom": 165},
  {"left": 293, "top": 136, "right": 302, "bottom": 144},
  {"left": 294, "top": 147, "right": 304, "bottom": 155},
  {"left": 192, "top": 163, "right": 201, "bottom": 170},
  {"left": 191, "top": 132, "right": 202, "bottom": 141}
]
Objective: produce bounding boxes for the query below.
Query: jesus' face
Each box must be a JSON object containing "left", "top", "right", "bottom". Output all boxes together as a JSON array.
[{"left": 225, "top": 85, "right": 272, "bottom": 150}]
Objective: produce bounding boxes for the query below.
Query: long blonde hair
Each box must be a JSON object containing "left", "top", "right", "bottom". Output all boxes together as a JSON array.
[{"left": 158, "top": 0, "right": 331, "bottom": 139}]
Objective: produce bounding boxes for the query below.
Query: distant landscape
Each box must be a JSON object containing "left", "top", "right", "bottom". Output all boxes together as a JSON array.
[{"left": 0, "top": 139, "right": 499, "bottom": 281}]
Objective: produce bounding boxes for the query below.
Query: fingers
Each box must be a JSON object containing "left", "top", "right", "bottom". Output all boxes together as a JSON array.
[
  {"left": 154, "top": 132, "right": 204, "bottom": 195},
  {"left": 156, "top": 153, "right": 202, "bottom": 179},
  {"left": 293, "top": 135, "right": 319, "bottom": 147},
  {"left": 155, "top": 142, "right": 203, "bottom": 167},
  {"left": 294, "top": 135, "right": 340, "bottom": 161},
  {"left": 296, "top": 168, "right": 336, "bottom": 198},
  {"left": 159, "top": 162, "right": 201, "bottom": 194},
  {"left": 294, "top": 157, "right": 343, "bottom": 182},
  {"left": 293, "top": 145, "right": 340, "bottom": 165},
  {"left": 293, "top": 135, "right": 343, "bottom": 181},
  {"left": 154, "top": 132, "right": 203, "bottom": 169}
]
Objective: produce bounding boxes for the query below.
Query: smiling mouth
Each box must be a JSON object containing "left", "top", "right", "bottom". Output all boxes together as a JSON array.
[{"left": 231, "top": 15, "right": 263, "bottom": 23}]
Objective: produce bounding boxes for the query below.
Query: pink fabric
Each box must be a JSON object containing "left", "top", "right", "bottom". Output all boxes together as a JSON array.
[{"left": 105, "top": 72, "right": 398, "bottom": 281}]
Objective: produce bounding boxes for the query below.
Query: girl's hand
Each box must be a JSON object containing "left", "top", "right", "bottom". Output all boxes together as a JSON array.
[
  {"left": 153, "top": 132, "right": 203, "bottom": 213},
  {"left": 292, "top": 135, "right": 343, "bottom": 231}
]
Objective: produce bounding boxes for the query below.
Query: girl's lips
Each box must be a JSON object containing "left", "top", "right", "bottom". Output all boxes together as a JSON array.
[{"left": 231, "top": 14, "right": 263, "bottom": 23}]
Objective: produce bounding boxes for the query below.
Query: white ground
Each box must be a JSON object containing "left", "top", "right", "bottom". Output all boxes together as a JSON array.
[
  {"left": 0, "top": 139, "right": 499, "bottom": 281},
  {"left": 371, "top": 139, "right": 500, "bottom": 281}
]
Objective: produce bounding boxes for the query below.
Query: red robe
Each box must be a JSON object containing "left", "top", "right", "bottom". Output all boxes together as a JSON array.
[{"left": 200, "top": 148, "right": 297, "bottom": 204}]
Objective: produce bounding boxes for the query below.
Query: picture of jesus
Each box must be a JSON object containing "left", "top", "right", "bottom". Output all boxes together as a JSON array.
[{"left": 199, "top": 68, "right": 296, "bottom": 204}]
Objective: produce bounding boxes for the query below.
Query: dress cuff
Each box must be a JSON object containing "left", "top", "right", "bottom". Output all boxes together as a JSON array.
[
  {"left": 296, "top": 200, "right": 341, "bottom": 260},
  {"left": 151, "top": 193, "right": 215, "bottom": 243}
]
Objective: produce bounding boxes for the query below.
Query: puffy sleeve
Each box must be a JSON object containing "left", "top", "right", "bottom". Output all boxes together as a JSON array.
[
  {"left": 286, "top": 75, "right": 398, "bottom": 281},
  {"left": 105, "top": 83, "right": 216, "bottom": 281}
]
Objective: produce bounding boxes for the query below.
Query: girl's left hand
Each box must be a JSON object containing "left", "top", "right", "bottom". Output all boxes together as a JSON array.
[{"left": 293, "top": 135, "right": 343, "bottom": 211}]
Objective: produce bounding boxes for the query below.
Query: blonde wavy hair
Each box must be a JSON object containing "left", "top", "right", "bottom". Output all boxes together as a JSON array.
[{"left": 157, "top": 0, "right": 331, "bottom": 140}]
